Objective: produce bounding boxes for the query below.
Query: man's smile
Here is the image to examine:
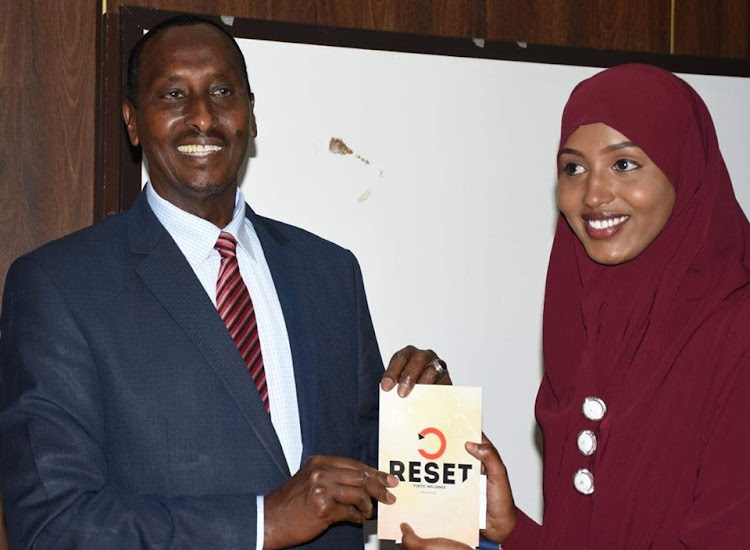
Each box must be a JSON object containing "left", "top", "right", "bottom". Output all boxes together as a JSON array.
[{"left": 177, "top": 144, "right": 224, "bottom": 156}]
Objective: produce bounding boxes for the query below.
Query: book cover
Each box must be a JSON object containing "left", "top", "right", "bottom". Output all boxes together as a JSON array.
[{"left": 378, "top": 385, "right": 482, "bottom": 546}]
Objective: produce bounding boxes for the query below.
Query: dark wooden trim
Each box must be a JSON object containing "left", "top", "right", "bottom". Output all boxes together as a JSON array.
[
  {"left": 95, "top": 10, "right": 124, "bottom": 221},
  {"left": 119, "top": 6, "right": 146, "bottom": 212},
  {"left": 472, "top": 0, "right": 487, "bottom": 41},
  {"left": 118, "top": 5, "right": 750, "bottom": 76}
]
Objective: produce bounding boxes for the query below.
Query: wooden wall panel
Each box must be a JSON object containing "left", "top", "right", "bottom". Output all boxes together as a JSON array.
[
  {"left": 0, "top": 0, "right": 97, "bottom": 295},
  {"left": 485, "top": 0, "right": 672, "bottom": 53},
  {"left": 108, "top": 0, "right": 484, "bottom": 37},
  {"left": 674, "top": 0, "right": 750, "bottom": 58}
]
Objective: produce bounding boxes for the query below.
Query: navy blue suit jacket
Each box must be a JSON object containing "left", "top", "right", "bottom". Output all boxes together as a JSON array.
[{"left": 0, "top": 192, "right": 383, "bottom": 549}]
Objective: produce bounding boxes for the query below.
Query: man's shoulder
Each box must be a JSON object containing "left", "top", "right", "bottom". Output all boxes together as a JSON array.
[
  {"left": 14, "top": 211, "right": 129, "bottom": 269},
  {"left": 253, "top": 213, "right": 353, "bottom": 259}
]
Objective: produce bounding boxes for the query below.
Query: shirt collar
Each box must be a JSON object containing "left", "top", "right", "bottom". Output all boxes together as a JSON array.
[{"left": 146, "top": 182, "right": 257, "bottom": 266}]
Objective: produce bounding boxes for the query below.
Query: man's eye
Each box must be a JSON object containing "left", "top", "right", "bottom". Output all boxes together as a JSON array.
[
  {"left": 562, "top": 162, "right": 585, "bottom": 176},
  {"left": 613, "top": 159, "right": 640, "bottom": 172},
  {"left": 212, "top": 87, "right": 231, "bottom": 97},
  {"left": 164, "top": 90, "right": 184, "bottom": 99}
]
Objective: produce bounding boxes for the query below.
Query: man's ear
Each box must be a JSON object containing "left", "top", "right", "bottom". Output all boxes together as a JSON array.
[
  {"left": 249, "top": 93, "right": 258, "bottom": 139},
  {"left": 122, "top": 101, "right": 140, "bottom": 147}
]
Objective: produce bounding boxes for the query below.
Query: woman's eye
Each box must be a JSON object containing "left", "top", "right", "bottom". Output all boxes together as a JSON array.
[
  {"left": 562, "top": 162, "right": 585, "bottom": 176},
  {"left": 613, "top": 159, "right": 640, "bottom": 172}
]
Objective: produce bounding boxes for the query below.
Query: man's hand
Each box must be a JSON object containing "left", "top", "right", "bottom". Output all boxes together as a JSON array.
[
  {"left": 381, "top": 345, "right": 451, "bottom": 397},
  {"left": 263, "top": 455, "right": 398, "bottom": 549}
]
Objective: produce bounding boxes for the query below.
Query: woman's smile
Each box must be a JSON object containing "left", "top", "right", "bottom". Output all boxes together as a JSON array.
[{"left": 582, "top": 213, "right": 630, "bottom": 239}]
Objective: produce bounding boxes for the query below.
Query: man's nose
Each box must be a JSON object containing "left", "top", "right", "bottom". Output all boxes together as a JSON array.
[{"left": 185, "top": 96, "right": 217, "bottom": 133}]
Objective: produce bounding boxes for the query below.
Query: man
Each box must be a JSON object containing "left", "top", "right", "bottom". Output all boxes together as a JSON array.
[{"left": 0, "top": 15, "right": 447, "bottom": 549}]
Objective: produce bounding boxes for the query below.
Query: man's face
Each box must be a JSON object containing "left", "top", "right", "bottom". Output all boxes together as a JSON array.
[{"left": 122, "top": 24, "right": 255, "bottom": 218}]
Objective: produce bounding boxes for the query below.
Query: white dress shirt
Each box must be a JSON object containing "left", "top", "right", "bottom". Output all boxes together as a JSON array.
[{"left": 147, "top": 183, "right": 302, "bottom": 549}]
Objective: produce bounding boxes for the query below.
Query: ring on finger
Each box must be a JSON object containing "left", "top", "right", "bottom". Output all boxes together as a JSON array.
[{"left": 428, "top": 358, "right": 447, "bottom": 378}]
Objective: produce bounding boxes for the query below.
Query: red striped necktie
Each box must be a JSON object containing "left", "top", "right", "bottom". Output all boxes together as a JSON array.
[{"left": 215, "top": 231, "right": 269, "bottom": 412}]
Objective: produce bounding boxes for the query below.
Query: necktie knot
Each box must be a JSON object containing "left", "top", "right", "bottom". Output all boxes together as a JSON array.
[{"left": 215, "top": 231, "right": 238, "bottom": 259}]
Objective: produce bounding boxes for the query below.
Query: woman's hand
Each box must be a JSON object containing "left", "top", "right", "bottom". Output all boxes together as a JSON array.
[
  {"left": 398, "top": 434, "right": 517, "bottom": 549},
  {"left": 399, "top": 523, "right": 472, "bottom": 549},
  {"left": 381, "top": 345, "right": 452, "bottom": 397},
  {"left": 468, "top": 435, "right": 517, "bottom": 543}
]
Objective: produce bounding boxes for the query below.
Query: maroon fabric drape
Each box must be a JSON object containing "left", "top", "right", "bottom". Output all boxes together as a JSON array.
[{"left": 505, "top": 64, "right": 750, "bottom": 549}]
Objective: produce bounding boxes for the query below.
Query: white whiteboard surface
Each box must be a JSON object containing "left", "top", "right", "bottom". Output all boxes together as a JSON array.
[{"left": 147, "top": 34, "right": 750, "bottom": 546}]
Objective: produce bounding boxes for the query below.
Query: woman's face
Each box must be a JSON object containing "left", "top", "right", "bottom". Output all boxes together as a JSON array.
[{"left": 557, "top": 123, "right": 676, "bottom": 265}]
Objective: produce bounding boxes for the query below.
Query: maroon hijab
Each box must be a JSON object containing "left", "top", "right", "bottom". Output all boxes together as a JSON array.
[{"left": 536, "top": 64, "right": 750, "bottom": 547}]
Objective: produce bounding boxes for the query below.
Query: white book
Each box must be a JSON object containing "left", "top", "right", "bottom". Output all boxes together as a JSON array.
[{"left": 377, "top": 385, "right": 482, "bottom": 547}]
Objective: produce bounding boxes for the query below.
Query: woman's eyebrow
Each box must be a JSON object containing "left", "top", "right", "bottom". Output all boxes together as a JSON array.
[
  {"left": 559, "top": 141, "right": 637, "bottom": 158},
  {"left": 601, "top": 141, "right": 636, "bottom": 153},
  {"left": 559, "top": 147, "right": 583, "bottom": 157}
]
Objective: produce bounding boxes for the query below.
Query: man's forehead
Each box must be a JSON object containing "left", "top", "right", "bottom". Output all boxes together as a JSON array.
[
  {"left": 144, "top": 24, "right": 238, "bottom": 60},
  {"left": 139, "top": 24, "right": 243, "bottom": 77}
]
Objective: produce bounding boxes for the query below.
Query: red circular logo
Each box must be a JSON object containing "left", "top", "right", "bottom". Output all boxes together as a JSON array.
[{"left": 418, "top": 427, "right": 447, "bottom": 460}]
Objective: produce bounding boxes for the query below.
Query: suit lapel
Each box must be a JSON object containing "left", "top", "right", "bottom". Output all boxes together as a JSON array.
[
  {"left": 248, "top": 206, "right": 319, "bottom": 464},
  {"left": 126, "top": 193, "right": 290, "bottom": 477}
]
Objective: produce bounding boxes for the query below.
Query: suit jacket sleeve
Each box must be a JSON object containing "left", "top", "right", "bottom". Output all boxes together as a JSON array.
[
  {"left": 0, "top": 257, "right": 260, "bottom": 550},
  {"left": 352, "top": 253, "right": 383, "bottom": 468}
]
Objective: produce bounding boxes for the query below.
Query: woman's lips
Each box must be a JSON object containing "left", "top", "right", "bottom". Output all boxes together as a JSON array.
[{"left": 583, "top": 214, "right": 630, "bottom": 239}]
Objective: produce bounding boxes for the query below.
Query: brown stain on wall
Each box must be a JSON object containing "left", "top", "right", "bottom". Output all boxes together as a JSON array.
[
  {"left": 329, "top": 137, "right": 372, "bottom": 166},
  {"left": 329, "top": 137, "right": 353, "bottom": 155}
]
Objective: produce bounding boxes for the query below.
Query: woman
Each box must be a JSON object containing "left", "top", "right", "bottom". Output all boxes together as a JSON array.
[{"left": 401, "top": 64, "right": 750, "bottom": 548}]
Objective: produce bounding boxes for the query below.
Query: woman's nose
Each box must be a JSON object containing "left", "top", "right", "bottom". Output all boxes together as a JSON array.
[{"left": 582, "top": 173, "right": 615, "bottom": 208}]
